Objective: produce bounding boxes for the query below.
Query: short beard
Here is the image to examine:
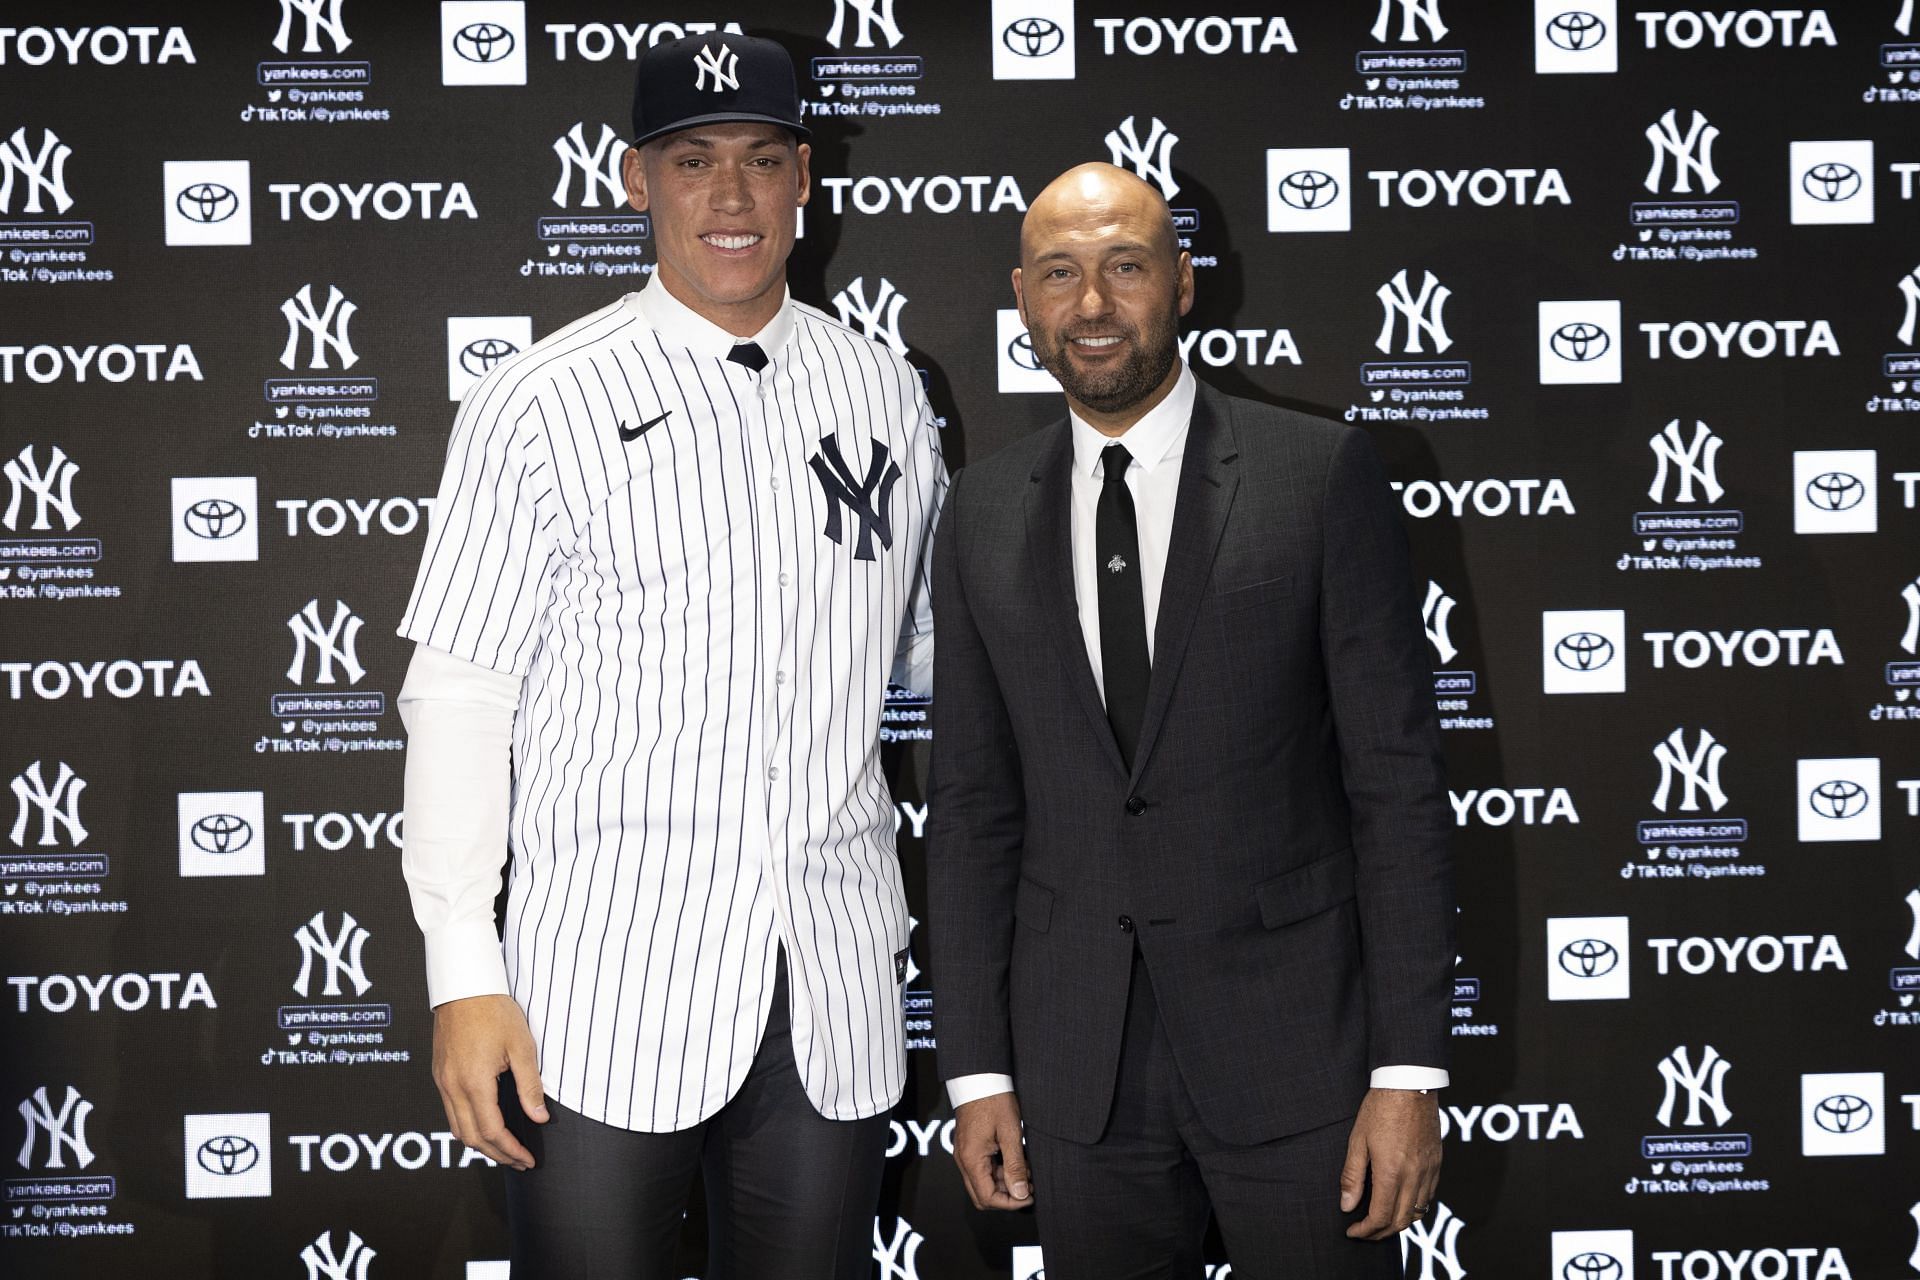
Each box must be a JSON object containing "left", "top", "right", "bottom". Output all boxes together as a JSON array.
[{"left": 1035, "top": 307, "right": 1180, "bottom": 416}]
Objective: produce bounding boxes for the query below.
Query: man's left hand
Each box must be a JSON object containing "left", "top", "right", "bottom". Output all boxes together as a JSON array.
[{"left": 1339, "top": 1087, "right": 1442, "bottom": 1240}]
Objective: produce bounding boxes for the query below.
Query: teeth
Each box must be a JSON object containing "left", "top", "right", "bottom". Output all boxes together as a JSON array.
[
  {"left": 1074, "top": 336, "right": 1122, "bottom": 348},
  {"left": 704, "top": 234, "right": 760, "bottom": 250}
]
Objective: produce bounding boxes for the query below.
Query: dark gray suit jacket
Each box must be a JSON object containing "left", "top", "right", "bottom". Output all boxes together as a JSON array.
[{"left": 926, "top": 379, "right": 1453, "bottom": 1146}]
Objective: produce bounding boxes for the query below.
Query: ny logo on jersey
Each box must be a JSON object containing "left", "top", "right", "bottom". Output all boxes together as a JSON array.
[
  {"left": 693, "top": 42, "right": 740, "bottom": 92},
  {"left": 274, "top": 0, "right": 352, "bottom": 54},
  {"left": 1656, "top": 1044, "right": 1732, "bottom": 1128},
  {"left": 808, "top": 437, "right": 902, "bottom": 562},
  {"left": 302, "top": 1229, "right": 376, "bottom": 1280},
  {"left": 1648, "top": 419, "right": 1724, "bottom": 504},
  {"left": 293, "top": 911, "right": 373, "bottom": 998},
  {"left": 1644, "top": 108, "right": 1721, "bottom": 195},
  {"left": 3, "top": 444, "right": 80, "bottom": 532},
  {"left": 17, "top": 1086, "right": 95, "bottom": 1171},
  {"left": 1105, "top": 115, "right": 1180, "bottom": 201},
  {"left": 279, "top": 284, "right": 359, "bottom": 371},
  {"left": 10, "top": 761, "right": 88, "bottom": 848},
  {"left": 0, "top": 127, "right": 74, "bottom": 215},
  {"left": 1375, "top": 268, "right": 1453, "bottom": 355},
  {"left": 1652, "top": 728, "right": 1728, "bottom": 814},
  {"left": 551, "top": 123, "right": 626, "bottom": 209}
]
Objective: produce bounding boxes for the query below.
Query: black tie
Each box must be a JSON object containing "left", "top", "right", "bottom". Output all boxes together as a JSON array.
[
  {"left": 727, "top": 341, "right": 768, "bottom": 373},
  {"left": 1097, "top": 443, "right": 1150, "bottom": 770}
]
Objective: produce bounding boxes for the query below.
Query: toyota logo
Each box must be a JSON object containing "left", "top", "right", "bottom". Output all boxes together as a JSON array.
[
  {"left": 1805, "top": 471, "right": 1863, "bottom": 512},
  {"left": 1807, "top": 779, "right": 1867, "bottom": 820},
  {"left": 1002, "top": 17, "right": 1065, "bottom": 58},
  {"left": 176, "top": 182, "right": 238, "bottom": 224},
  {"left": 1278, "top": 169, "right": 1340, "bottom": 211},
  {"left": 1564, "top": 1253, "right": 1623, "bottom": 1280},
  {"left": 1812, "top": 1093, "right": 1872, "bottom": 1133},
  {"left": 1549, "top": 322, "right": 1610, "bottom": 363},
  {"left": 183, "top": 498, "right": 247, "bottom": 540},
  {"left": 459, "top": 337, "right": 520, "bottom": 376},
  {"left": 1006, "top": 331, "right": 1045, "bottom": 372},
  {"left": 190, "top": 813, "right": 254, "bottom": 856},
  {"left": 453, "top": 22, "right": 515, "bottom": 63},
  {"left": 1545, "top": 12, "right": 1607, "bottom": 51},
  {"left": 1557, "top": 938, "right": 1618, "bottom": 978},
  {"left": 196, "top": 1135, "right": 260, "bottom": 1176},
  {"left": 1800, "top": 162, "right": 1860, "bottom": 203},
  {"left": 1554, "top": 631, "right": 1614, "bottom": 672}
]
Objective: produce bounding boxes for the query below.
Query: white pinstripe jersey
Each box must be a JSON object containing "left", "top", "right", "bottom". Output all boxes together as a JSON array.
[{"left": 398, "top": 282, "right": 944, "bottom": 1131}]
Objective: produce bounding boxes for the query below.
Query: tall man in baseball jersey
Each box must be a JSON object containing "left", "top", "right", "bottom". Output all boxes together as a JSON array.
[
  {"left": 396, "top": 35, "right": 942, "bottom": 1278},
  {"left": 928, "top": 164, "right": 1452, "bottom": 1276}
]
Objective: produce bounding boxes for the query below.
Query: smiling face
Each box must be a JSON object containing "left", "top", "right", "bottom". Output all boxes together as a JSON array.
[
  {"left": 622, "top": 121, "right": 810, "bottom": 336},
  {"left": 1013, "top": 163, "right": 1193, "bottom": 430}
]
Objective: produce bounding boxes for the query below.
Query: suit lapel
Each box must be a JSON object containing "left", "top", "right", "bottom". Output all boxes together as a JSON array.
[
  {"left": 1024, "top": 421, "right": 1129, "bottom": 779},
  {"left": 1131, "top": 384, "right": 1240, "bottom": 783}
]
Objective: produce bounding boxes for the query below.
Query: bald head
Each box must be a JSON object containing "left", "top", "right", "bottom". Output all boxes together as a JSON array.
[{"left": 1020, "top": 162, "right": 1180, "bottom": 268}]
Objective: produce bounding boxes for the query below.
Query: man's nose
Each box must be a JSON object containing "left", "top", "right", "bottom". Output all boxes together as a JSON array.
[{"left": 710, "top": 164, "right": 752, "bottom": 213}]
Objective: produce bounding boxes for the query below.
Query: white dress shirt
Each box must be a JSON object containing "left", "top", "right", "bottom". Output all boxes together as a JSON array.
[
  {"left": 399, "top": 277, "right": 943, "bottom": 1132},
  {"left": 946, "top": 364, "right": 1445, "bottom": 1109}
]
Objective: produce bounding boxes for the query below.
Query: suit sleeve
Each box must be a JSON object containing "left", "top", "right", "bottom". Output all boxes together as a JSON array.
[
  {"left": 1318, "top": 426, "right": 1455, "bottom": 1074},
  {"left": 925, "top": 468, "right": 1028, "bottom": 1082}
]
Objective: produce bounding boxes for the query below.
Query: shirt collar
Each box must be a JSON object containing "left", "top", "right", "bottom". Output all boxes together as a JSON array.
[
  {"left": 1068, "top": 362, "right": 1196, "bottom": 479},
  {"left": 628, "top": 277, "right": 796, "bottom": 362}
]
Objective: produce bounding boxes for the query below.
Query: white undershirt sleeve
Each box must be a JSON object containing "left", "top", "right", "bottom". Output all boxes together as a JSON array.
[{"left": 397, "top": 640, "right": 523, "bottom": 1008}]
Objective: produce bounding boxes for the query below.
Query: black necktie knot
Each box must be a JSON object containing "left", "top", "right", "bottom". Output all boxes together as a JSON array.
[
  {"left": 727, "top": 342, "right": 769, "bottom": 373},
  {"left": 1100, "top": 442, "right": 1133, "bottom": 484}
]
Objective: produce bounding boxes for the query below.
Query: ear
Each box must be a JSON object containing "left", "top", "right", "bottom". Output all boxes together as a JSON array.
[
  {"left": 622, "top": 146, "right": 648, "bottom": 213},
  {"left": 1175, "top": 250, "right": 1194, "bottom": 318},
  {"left": 1011, "top": 266, "right": 1027, "bottom": 326},
  {"left": 795, "top": 141, "right": 812, "bottom": 209}
]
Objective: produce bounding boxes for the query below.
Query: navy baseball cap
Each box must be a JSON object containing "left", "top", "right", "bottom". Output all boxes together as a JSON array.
[{"left": 631, "top": 33, "right": 811, "bottom": 148}]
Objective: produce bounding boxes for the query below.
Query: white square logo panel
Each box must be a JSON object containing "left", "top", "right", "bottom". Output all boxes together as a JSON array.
[
  {"left": 997, "top": 309, "right": 1062, "bottom": 395},
  {"left": 170, "top": 477, "right": 259, "bottom": 563},
  {"left": 1267, "top": 147, "right": 1351, "bottom": 233},
  {"left": 1792, "top": 449, "right": 1877, "bottom": 534},
  {"left": 163, "top": 161, "right": 252, "bottom": 247},
  {"left": 1552, "top": 1231, "right": 1635, "bottom": 1280},
  {"left": 1796, "top": 758, "right": 1881, "bottom": 843},
  {"left": 1535, "top": 1, "right": 1617, "bottom": 74},
  {"left": 177, "top": 791, "right": 267, "bottom": 878},
  {"left": 1789, "top": 140, "right": 1873, "bottom": 226},
  {"left": 1539, "top": 301, "right": 1622, "bottom": 385},
  {"left": 1543, "top": 609, "right": 1626, "bottom": 694},
  {"left": 992, "top": 0, "right": 1074, "bottom": 80},
  {"left": 183, "top": 1112, "right": 272, "bottom": 1198},
  {"left": 447, "top": 316, "right": 532, "bottom": 402},
  {"left": 441, "top": 2, "right": 527, "bottom": 86},
  {"left": 1800, "top": 1072, "right": 1884, "bottom": 1156},
  {"left": 1548, "top": 916, "right": 1631, "bottom": 1001}
]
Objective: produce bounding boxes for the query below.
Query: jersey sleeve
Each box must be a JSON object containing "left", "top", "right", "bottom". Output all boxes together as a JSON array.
[{"left": 398, "top": 370, "right": 566, "bottom": 676}]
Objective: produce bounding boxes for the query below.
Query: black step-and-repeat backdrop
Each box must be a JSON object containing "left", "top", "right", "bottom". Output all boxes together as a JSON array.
[{"left": 3, "top": 2, "right": 1918, "bottom": 1276}]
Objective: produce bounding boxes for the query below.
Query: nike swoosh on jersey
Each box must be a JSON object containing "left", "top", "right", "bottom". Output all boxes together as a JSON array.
[{"left": 619, "top": 411, "right": 672, "bottom": 442}]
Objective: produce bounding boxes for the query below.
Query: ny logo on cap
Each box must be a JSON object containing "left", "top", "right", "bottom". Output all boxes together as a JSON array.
[{"left": 694, "top": 42, "right": 740, "bottom": 92}]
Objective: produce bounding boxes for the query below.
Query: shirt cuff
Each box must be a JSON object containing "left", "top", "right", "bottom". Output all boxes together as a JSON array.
[
  {"left": 1370, "top": 1066, "right": 1449, "bottom": 1091},
  {"left": 946, "top": 1073, "right": 1015, "bottom": 1109},
  {"left": 423, "top": 917, "right": 511, "bottom": 1008}
]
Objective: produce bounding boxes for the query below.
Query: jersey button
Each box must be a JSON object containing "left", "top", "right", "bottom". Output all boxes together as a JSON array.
[
  {"left": 771, "top": 475, "right": 782, "bottom": 491},
  {"left": 775, "top": 670, "right": 787, "bottom": 685},
  {"left": 778, "top": 572, "right": 791, "bottom": 588},
  {"left": 767, "top": 766, "right": 780, "bottom": 781}
]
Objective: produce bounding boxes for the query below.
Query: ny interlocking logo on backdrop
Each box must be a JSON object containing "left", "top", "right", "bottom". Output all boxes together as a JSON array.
[
  {"left": 0, "top": 127, "right": 73, "bottom": 215},
  {"left": 9, "top": 760, "right": 87, "bottom": 848},
  {"left": 16, "top": 1085, "right": 95, "bottom": 1170}
]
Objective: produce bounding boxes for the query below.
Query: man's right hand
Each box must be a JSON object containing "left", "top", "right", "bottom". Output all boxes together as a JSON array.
[
  {"left": 952, "top": 1091, "right": 1032, "bottom": 1210},
  {"left": 431, "top": 994, "right": 548, "bottom": 1172}
]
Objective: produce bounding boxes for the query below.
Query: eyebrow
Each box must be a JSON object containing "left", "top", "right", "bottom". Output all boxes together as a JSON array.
[
  {"left": 1031, "top": 240, "right": 1156, "bottom": 263},
  {"left": 658, "top": 133, "right": 788, "bottom": 152}
]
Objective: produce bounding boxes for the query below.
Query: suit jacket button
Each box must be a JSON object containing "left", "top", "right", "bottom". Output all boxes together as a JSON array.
[
  {"left": 1118, "top": 915, "right": 1134, "bottom": 933},
  {"left": 1124, "top": 796, "right": 1146, "bottom": 816}
]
